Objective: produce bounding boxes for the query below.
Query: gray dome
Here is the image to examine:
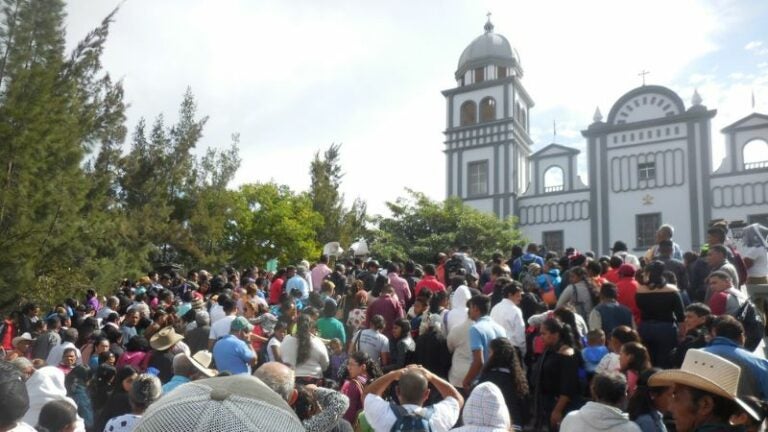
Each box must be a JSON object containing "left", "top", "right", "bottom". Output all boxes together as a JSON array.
[{"left": 456, "top": 20, "right": 521, "bottom": 80}]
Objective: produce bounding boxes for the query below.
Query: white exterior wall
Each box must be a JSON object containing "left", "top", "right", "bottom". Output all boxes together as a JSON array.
[
  {"left": 452, "top": 86, "right": 505, "bottom": 128},
  {"left": 517, "top": 190, "right": 591, "bottom": 250},
  {"left": 538, "top": 156, "right": 570, "bottom": 193},
  {"left": 460, "top": 146, "right": 495, "bottom": 198},
  {"left": 465, "top": 198, "right": 495, "bottom": 214},
  {"left": 521, "top": 220, "right": 591, "bottom": 251},
  {"left": 710, "top": 171, "right": 768, "bottom": 222}
]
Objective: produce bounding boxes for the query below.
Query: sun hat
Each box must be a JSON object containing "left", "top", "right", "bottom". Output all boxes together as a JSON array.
[
  {"left": 134, "top": 375, "right": 304, "bottom": 432},
  {"left": 12, "top": 332, "right": 35, "bottom": 349},
  {"left": 648, "top": 349, "right": 759, "bottom": 420},
  {"left": 189, "top": 350, "right": 217, "bottom": 378},
  {"left": 230, "top": 316, "right": 254, "bottom": 333},
  {"left": 149, "top": 327, "right": 184, "bottom": 351}
]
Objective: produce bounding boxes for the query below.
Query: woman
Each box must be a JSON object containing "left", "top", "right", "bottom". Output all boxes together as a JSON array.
[
  {"left": 537, "top": 260, "right": 562, "bottom": 308},
  {"left": 444, "top": 283, "right": 471, "bottom": 334},
  {"left": 616, "top": 264, "right": 642, "bottom": 325},
  {"left": 86, "top": 335, "right": 112, "bottom": 369},
  {"left": 532, "top": 318, "right": 584, "bottom": 431},
  {"left": 628, "top": 368, "right": 671, "bottom": 432},
  {"left": 95, "top": 366, "right": 137, "bottom": 432},
  {"left": 479, "top": 337, "right": 529, "bottom": 430},
  {"left": 316, "top": 301, "right": 347, "bottom": 345},
  {"left": 89, "top": 363, "right": 116, "bottom": 420},
  {"left": 635, "top": 261, "right": 684, "bottom": 369},
  {"left": 346, "top": 289, "right": 368, "bottom": 336},
  {"left": 382, "top": 319, "right": 415, "bottom": 372},
  {"left": 339, "top": 351, "right": 382, "bottom": 426},
  {"left": 36, "top": 400, "right": 78, "bottom": 432},
  {"left": 447, "top": 310, "right": 473, "bottom": 397},
  {"left": 556, "top": 267, "right": 598, "bottom": 319},
  {"left": 57, "top": 348, "right": 78, "bottom": 376},
  {"left": 281, "top": 314, "right": 329, "bottom": 384},
  {"left": 619, "top": 341, "right": 652, "bottom": 397},
  {"left": 104, "top": 374, "right": 162, "bottom": 432},
  {"left": 65, "top": 365, "right": 93, "bottom": 430},
  {"left": 742, "top": 223, "right": 768, "bottom": 287},
  {"left": 451, "top": 382, "right": 512, "bottom": 432}
]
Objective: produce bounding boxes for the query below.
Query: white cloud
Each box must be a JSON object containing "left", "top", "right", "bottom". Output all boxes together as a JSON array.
[{"left": 745, "top": 40, "right": 764, "bottom": 51}]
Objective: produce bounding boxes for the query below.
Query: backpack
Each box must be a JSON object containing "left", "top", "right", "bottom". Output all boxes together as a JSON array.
[
  {"left": 389, "top": 402, "right": 434, "bottom": 432},
  {"left": 731, "top": 293, "right": 765, "bottom": 351},
  {"left": 516, "top": 255, "right": 538, "bottom": 281},
  {"left": 444, "top": 255, "right": 464, "bottom": 280}
]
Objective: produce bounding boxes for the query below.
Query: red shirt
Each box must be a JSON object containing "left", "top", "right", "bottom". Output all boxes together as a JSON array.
[
  {"left": 414, "top": 275, "right": 446, "bottom": 294},
  {"left": 364, "top": 294, "right": 404, "bottom": 339},
  {"left": 616, "top": 277, "right": 641, "bottom": 325},
  {"left": 1, "top": 320, "right": 15, "bottom": 350},
  {"left": 269, "top": 278, "right": 285, "bottom": 305},
  {"left": 604, "top": 268, "right": 620, "bottom": 284}
]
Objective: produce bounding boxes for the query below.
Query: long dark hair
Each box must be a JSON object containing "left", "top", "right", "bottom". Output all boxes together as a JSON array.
[
  {"left": 484, "top": 337, "right": 529, "bottom": 397},
  {"left": 340, "top": 351, "right": 382, "bottom": 382},
  {"left": 627, "top": 368, "right": 667, "bottom": 420},
  {"left": 645, "top": 261, "right": 667, "bottom": 289},
  {"left": 621, "top": 342, "right": 651, "bottom": 373},
  {"left": 553, "top": 306, "right": 583, "bottom": 350},
  {"left": 542, "top": 317, "right": 577, "bottom": 351},
  {"left": 570, "top": 267, "right": 599, "bottom": 305},
  {"left": 295, "top": 315, "right": 314, "bottom": 365}
]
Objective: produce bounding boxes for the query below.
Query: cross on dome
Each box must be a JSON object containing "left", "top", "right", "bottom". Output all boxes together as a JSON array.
[{"left": 484, "top": 12, "right": 494, "bottom": 33}]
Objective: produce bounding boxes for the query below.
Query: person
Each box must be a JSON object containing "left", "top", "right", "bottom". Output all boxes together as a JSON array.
[
  {"left": 0, "top": 360, "right": 35, "bottom": 432},
  {"left": 556, "top": 267, "right": 598, "bottom": 319},
  {"left": 208, "top": 296, "right": 237, "bottom": 349},
  {"left": 46, "top": 328, "right": 82, "bottom": 367},
  {"left": 184, "top": 310, "right": 211, "bottom": 356},
  {"left": 627, "top": 368, "right": 672, "bottom": 432},
  {"left": 611, "top": 241, "right": 641, "bottom": 268},
  {"left": 537, "top": 259, "right": 562, "bottom": 307},
  {"left": 414, "top": 313, "right": 451, "bottom": 381},
  {"left": 649, "top": 349, "right": 760, "bottom": 432},
  {"left": 445, "top": 283, "right": 471, "bottom": 334},
  {"left": 316, "top": 300, "right": 346, "bottom": 344},
  {"left": 450, "top": 382, "right": 513, "bottom": 432},
  {"left": 162, "top": 351, "right": 216, "bottom": 394},
  {"left": 281, "top": 315, "right": 329, "bottom": 384},
  {"left": 414, "top": 264, "right": 446, "bottom": 294},
  {"left": 116, "top": 336, "right": 150, "bottom": 372},
  {"left": 387, "top": 263, "right": 412, "bottom": 309},
  {"left": 95, "top": 366, "right": 137, "bottom": 432},
  {"left": 582, "top": 329, "right": 609, "bottom": 378},
  {"left": 311, "top": 255, "right": 332, "bottom": 293},
  {"left": 64, "top": 365, "right": 92, "bottom": 430},
  {"left": 742, "top": 223, "right": 768, "bottom": 287},
  {"left": 36, "top": 399, "right": 78, "bottom": 432},
  {"left": 146, "top": 327, "right": 184, "bottom": 383},
  {"left": 89, "top": 363, "right": 116, "bottom": 418},
  {"left": 446, "top": 308, "right": 473, "bottom": 397},
  {"left": 383, "top": 318, "right": 415, "bottom": 373},
  {"left": 478, "top": 337, "right": 529, "bottom": 430},
  {"left": 212, "top": 316, "right": 257, "bottom": 375},
  {"left": 635, "top": 261, "right": 684, "bottom": 369},
  {"left": 31, "top": 316, "right": 61, "bottom": 361},
  {"left": 362, "top": 365, "right": 464, "bottom": 432},
  {"left": 346, "top": 289, "right": 368, "bottom": 335},
  {"left": 267, "top": 321, "right": 287, "bottom": 363},
  {"left": 286, "top": 266, "right": 311, "bottom": 300},
  {"left": 644, "top": 224, "right": 684, "bottom": 262},
  {"left": 327, "top": 338, "right": 348, "bottom": 382},
  {"left": 339, "top": 351, "right": 382, "bottom": 426},
  {"left": 589, "top": 282, "right": 635, "bottom": 335},
  {"left": 23, "top": 366, "right": 85, "bottom": 431},
  {"left": 705, "top": 244, "right": 740, "bottom": 299},
  {"left": 462, "top": 295, "right": 506, "bottom": 390},
  {"left": 531, "top": 318, "right": 584, "bottom": 431},
  {"left": 364, "top": 284, "right": 404, "bottom": 340},
  {"left": 560, "top": 372, "right": 641, "bottom": 432},
  {"left": 671, "top": 303, "right": 711, "bottom": 368},
  {"left": 620, "top": 342, "right": 652, "bottom": 397},
  {"left": 489, "top": 280, "right": 526, "bottom": 357},
  {"left": 349, "top": 314, "right": 390, "bottom": 367},
  {"left": 706, "top": 271, "right": 747, "bottom": 316},
  {"left": 656, "top": 239, "right": 690, "bottom": 295},
  {"left": 6, "top": 332, "right": 34, "bottom": 362},
  {"left": 104, "top": 374, "right": 162, "bottom": 432}
]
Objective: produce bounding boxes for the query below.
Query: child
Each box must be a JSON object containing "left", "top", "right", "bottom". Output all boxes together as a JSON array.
[
  {"left": 409, "top": 298, "right": 428, "bottom": 339},
  {"left": 595, "top": 325, "right": 640, "bottom": 375},
  {"left": 582, "top": 329, "right": 609, "bottom": 378},
  {"left": 327, "top": 338, "right": 348, "bottom": 382},
  {"left": 266, "top": 321, "right": 287, "bottom": 363}
]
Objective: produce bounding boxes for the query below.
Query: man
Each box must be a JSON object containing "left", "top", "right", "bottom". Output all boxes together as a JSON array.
[
  {"left": 357, "top": 260, "right": 380, "bottom": 292},
  {"left": 644, "top": 224, "right": 684, "bottom": 262},
  {"left": 363, "top": 365, "right": 464, "bottom": 432},
  {"left": 649, "top": 349, "right": 760, "bottom": 432},
  {"left": 96, "top": 296, "right": 120, "bottom": 320},
  {"left": 489, "top": 280, "right": 526, "bottom": 356},
  {"left": 32, "top": 315, "right": 61, "bottom": 361},
  {"left": 452, "top": 246, "right": 479, "bottom": 279},
  {"left": 208, "top": 296, "right": 237, "bottom": 350},
  {"left": 702, "top": 315, "right": 768, "bottom": 403},
  {"left": 365, "top": 284, "right": 404, "bottom": 339},
  {"left": 162, "top": 350, "right": 216, "bottom": 394},
  {"left": 588, "top": 283, "right": 635, "bottom": 335},
  {"left": 462, "top": 295, "right": 506, "bottom": 389},
  {"left": 671, "top": 303, "right": 711, "bottom": 368},
  {"left": 705, "top": 245, "right": 740, "bottom": 301},
  {"left": 285, "top": 266, "right": 310, "bottom": 300},
  {"left": 414, "top": 264, "right": 446, "bottom": 294},
  {"left": 46, "top": 327, "right": 82, "bottom": 366},
  {"left": 387, "top": 263, "right": 411, "bottom": 309},
  {"left": 212, "top": 316, "right": 257, "bottom": 375},
  {"left": 560, "top": 373, "right": 640, "bottom": 432},
  {"left": 611, "top": 241, "right": 641, "bottom": 268},
  {"left": 511, "top": 243, "right": 544, "bottom": 280},
  {"left": 707, "top": 271, "right": 747, "bottom": 316},
  {"left": 0, "top": 360, "right": 35, "bottom": 431},
  {"left": 121, "top": 310, "right": 140, "bottom": 346},
  {"left": 657, "top": 239, "right": 690, "bottom": 295},
  {"left": 327, "top": 263, "right": 348, "bottom": 298},
  {"left": 310, "top": 255, "right": 332, "bottom": 293}
]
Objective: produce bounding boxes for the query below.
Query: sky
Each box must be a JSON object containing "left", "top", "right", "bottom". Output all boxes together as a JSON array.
[{"left": 64, "top": 0, "right": 768, "bottom": 216}]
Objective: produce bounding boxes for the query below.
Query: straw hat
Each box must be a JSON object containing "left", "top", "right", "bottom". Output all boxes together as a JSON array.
[
  {"left": 189, "top": 350, "right": 217, "bottom": 378},
  {"left": 12, "top": 332, "right": 35, "bottom": 349},
  {"left": 150, "top": 326, "right": 184, "bottom": 351},
  {"left": 649, "top": 349, "right": 759, "bottom": 420}
]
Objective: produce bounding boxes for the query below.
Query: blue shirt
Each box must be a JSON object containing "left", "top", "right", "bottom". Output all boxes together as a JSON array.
[
  {"left": 702, "top": 337, "right": 768, "bottom": 400},
  {"left": 285, "top": 275, "right": 309, "bottom": 299},
  {"left": 469, "top": 316, "right": 507, "bottom": 362},
  {"left": 512, "top": 253, "right": 545, "bottom": 276},
  {"left": 162, "top": 375, "right": 191, "bottom": 394},
  {"left": 212, "top": 334, "right": 255, "bottom": 375}
]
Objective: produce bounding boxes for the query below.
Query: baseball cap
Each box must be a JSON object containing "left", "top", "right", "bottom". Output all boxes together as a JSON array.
[
  {"left": 134, "top": 375, "right": 304, "bottom": 432},
  {"left": 230, "top": 316, "right": 254, "bottom": 333}
]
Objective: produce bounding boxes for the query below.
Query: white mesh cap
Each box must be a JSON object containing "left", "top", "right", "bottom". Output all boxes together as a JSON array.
[{"left": 135, "top": 375, "right": 304, "bottom": 432}]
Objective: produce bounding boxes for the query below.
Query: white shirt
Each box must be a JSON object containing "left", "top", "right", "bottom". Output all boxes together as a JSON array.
[
  {"left": 209, "top": 303, "right": 226, "bottom": 324},
  {"left": 104, "top": 413, "right": 142, "bottom": 432},
  {"left": 744, "top": 246, "right": 768, "bottom": 278},
  {"left": 490, "top": 298, "right": 526, "bottom": 355},
  {"left": 280, "top": 334, "right": 329, "bottom": 378},
  {"left": 351, "top": 329, "right": 390, "bottom": 365},
  {"left": 46, "top": 341, "right": 82, "bottom": 366},
  {"left": 363, "top": 394, "right": 460, "bottom": 432},
  {"left": 267, "top": 337, "right": 281, "bottom": 362},
  {"left": 209, "top": 315, "right": 236, "bottom": 341}
]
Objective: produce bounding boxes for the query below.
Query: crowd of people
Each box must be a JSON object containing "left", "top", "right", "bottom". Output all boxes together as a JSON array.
[{"left": 1, "top": 221, "right": 768, "bottom": 432}]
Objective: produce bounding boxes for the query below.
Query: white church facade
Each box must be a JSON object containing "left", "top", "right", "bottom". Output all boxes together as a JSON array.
[{"left": 444, "top": 19, "right": 768, "bottom": 255}]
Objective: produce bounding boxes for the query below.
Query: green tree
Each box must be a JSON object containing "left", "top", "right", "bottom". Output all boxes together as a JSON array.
[
  {"left": 227, "top": 183, "right": 322, "bottom": 267},
  {"left": 309, "top": 143, "right": 344, "bottom": 246},
  {"left": 372, "top": 189, "right": 525, "bottom": 264}
]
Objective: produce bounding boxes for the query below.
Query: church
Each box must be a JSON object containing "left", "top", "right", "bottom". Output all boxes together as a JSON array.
[{"left": 444, "top": 18, "right": 768, "bottom": 255}]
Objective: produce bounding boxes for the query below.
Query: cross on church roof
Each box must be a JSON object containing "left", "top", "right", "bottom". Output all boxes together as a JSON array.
[
  {"left": 484, "top": 12, "right": 494, "bottom": 33},
  {"left": 639, "top": 70, "right": 650, "bottom": 86}
]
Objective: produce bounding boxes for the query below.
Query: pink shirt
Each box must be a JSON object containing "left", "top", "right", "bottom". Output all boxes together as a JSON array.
[
  {"left": 388, "top": 273, "right": 411, "bottom": 307},
  {"left": 311, "top": 264, "right": 332, "bottom": 292}
]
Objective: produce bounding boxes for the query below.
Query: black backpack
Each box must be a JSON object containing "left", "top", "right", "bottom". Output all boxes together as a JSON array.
[
  {"left": 389, "top": 402, "right": 434, "bottom": 432},
  {"left": 731, "top": 291, "right": 765, "bottom": 351}
]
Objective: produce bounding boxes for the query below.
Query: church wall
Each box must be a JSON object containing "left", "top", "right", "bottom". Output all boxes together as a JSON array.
[
  {"left": 710, "top": 171, "right": 768, "bottom": 223},
  {"left": 535, "top": 155, "right": 570, "bottom": 194},
  {"left": 464, "top": 198, "right": 495, "bottom": 214},
  {"left": 451, "top": 86, "right": 505, "bottom": 128},
  {"left": 520, "top": 220, "right": 591, "bottom": 252},
  {"left": 459, "top": 146, "right": 496, "bottom": 197},
  {"left": 606, "top": 123, "right": 687, "bottom": 150}
]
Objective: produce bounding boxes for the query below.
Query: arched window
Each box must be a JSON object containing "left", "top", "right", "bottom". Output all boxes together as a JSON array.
[
  {"left": 460, "top": 101, "right": 477, "bottom": 126},
  {"left": 544, "top": 166, "right": 564, "bottom": 193},
  {"left": 743, "top": 139, "right": 768, "bottom": 170},
  {"left": 480, "top": 97, "right": 496, "bottom": 122}
]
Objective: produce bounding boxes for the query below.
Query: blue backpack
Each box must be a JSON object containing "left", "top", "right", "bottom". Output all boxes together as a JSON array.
[{"left": 389, "top": 402, "right": 434, "bottom": 432}]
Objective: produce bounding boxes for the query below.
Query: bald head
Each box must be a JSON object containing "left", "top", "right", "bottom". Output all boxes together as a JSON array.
[
  {"left": 254, "top": 362, "right": 295, "bottom": 402},
  {"left": 397, "top": 370, "right": 429, "bottom": 405}
]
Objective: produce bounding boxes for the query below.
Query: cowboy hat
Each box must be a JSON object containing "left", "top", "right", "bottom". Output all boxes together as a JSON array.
[
  {"left": 649, "top": 349, "right": 760, "bottom": 421},
  {"left": 12, "top": 332, "right": 35, "bottom": 349},
  {"left": 189, "top": 350, "right": 217, "bottom": 377},
  {"left": 149, "top": 326, "right": 184, "bottom": 351}
]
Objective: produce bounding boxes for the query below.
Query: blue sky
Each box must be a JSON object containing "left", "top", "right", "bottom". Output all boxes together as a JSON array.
[{"left": 65, "top": 0, "right": 768, "bottom": 216}]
